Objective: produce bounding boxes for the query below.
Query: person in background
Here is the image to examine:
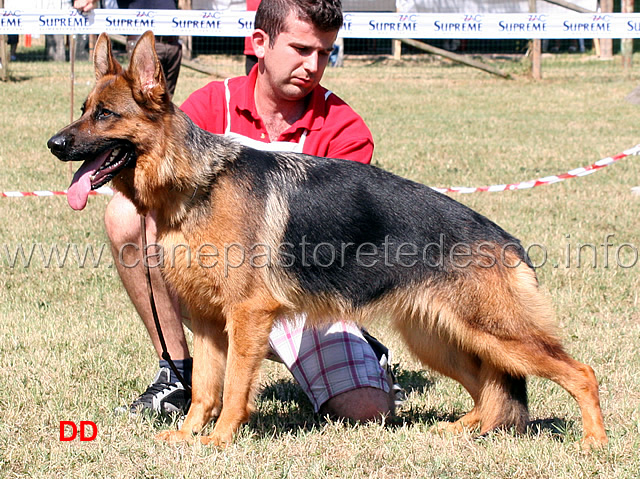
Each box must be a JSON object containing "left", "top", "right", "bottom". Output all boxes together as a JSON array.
[
  {"left": 73, "top": 0, "right": 182, "bottom": 97},
  {"left": 8, "top": 35, "right": 18, "bottom": 61}
]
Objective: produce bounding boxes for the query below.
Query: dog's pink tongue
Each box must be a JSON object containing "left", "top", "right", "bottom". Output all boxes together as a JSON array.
[{"left": 67, "top": 152, "right": 109, "bottom": 210}]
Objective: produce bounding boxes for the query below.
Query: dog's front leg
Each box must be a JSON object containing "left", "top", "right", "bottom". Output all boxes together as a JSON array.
[
  {"left": 156, "top": 312, "right": 228, "bottom": 444},
  {"left": 200, "top": 299, "right": 277, "bottom": 447}
]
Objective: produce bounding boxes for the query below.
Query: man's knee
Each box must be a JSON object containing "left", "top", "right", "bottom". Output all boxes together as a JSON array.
[
  {"left": 320, "top": 386, "right": 393, "bottom": 423},
  {"left": 104, "top": 193, "right": 142, "bottom": 247}
]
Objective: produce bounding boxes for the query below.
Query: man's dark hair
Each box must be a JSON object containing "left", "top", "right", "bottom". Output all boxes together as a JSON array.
[{"left": 255, "top": 0, "right": 343, "bottom": 46}]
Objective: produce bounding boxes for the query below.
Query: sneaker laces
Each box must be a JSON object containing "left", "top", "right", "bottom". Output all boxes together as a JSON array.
[
  {"left": 130, "top": 381, "right": 184, "bottom": 410},
  {"left": 120, "top": 367, "right": 191, "bottom": 415}
]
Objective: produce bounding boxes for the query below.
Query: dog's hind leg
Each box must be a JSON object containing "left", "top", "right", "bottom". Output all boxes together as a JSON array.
[
  {"left": 485, "top": 265, "right": 606, "bottom": 447},
  {"left": 156, "top": 310, "right": 228, "bottom": 443},
  {"left": 395, "top": 325, "right": 528, "bottom": 435},
  {"left": 519, "top": 345, "right": 606, "bottom": 448},
  {"left": 200, "top": 296, "right": 279, "bottom": 447},
  {"left": 476, "top": 334, "right": 605, "bottom": 447},
  {"left": 446, "top": 261, "right": 606, "bottom": 446},
  {"left": 470, "top": 284, "right": 604, "bottom": 445},
  {"left": 393, "top": 323, "right": 485, "bottom": 432}
]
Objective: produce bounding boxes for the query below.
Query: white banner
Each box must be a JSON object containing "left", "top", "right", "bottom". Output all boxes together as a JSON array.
[
  {"left": 395, "top": 0, "right": 598, "bottom": 14},
  {"left": 0, "top": 9, "right": 638, "bottom": 39}
]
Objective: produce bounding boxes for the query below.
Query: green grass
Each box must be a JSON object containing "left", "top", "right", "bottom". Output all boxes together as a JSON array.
[{"left": 1, "top": 52, "right": 640, "bottom": 478}]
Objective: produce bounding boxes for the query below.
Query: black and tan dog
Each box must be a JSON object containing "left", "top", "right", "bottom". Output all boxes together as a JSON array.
[{"left": 48, "top": 32, "right": 607, "bottom": 448}]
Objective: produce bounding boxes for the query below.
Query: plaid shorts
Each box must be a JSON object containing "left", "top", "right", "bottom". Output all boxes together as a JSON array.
[
  {"left": 182, "top": 308, "right": 389, "bottom": 411},
  {"left": 268, "top": 315, "right": 389, "bottom": 412}
]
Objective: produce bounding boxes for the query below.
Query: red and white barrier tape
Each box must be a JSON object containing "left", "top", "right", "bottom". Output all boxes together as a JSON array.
[
  {"left": 1, "top": 186, "right": 113, "bottom": 199},
  {"left": 2, "top": 145, "right": 639, "bottom": 199},
  {"left": 430, "top": 144, "right": 640, "bottom": 194}
]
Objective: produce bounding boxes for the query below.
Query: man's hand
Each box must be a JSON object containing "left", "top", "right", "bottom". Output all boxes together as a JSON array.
[{"left": 74, "top": 0, "right": 96, "bottom": 12}]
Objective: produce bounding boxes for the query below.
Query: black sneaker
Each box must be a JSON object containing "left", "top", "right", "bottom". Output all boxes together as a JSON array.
[
  {"left": 115, "top": 367, "right": 191, "bottom": 416},
  {"left": 362, "top": 330, "right": 407, "bottom": 408}
]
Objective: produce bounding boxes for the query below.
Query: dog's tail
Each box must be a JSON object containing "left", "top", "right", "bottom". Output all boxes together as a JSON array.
[
  {"left": 506, "top": 374, "right": 529, "bottom": 425},
  {"left": 476, "top": 371, "right": 529, "bottom": 434},
  {"left": 395, "top": 254, "right": 560, "bottom": 370}
]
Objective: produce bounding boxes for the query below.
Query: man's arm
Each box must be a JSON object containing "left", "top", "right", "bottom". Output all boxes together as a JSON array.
[
  {"left": 74, "top": 0, "right": 97, "bottom": 12},
  {"left": 322, "top": 97, "right": 374, "bottom": 165},
  {"left": 324, "top": 121, "right": 374, "bottom": 165}
]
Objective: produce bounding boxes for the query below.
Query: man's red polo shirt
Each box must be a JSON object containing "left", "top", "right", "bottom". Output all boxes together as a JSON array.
[{"left": 179, "top": 66, "right": 374, "bottom": 164}]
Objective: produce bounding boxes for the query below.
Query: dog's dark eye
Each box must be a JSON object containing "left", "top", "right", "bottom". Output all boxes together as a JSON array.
[
  {"left": 99, "top": 109, "right": 114, "bottom": 119},
  {"left": 93, "top": 102, "right": 119, "bottom": 121}
]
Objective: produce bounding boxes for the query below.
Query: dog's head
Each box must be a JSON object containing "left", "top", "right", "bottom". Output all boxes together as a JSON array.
[{"left": 47, "top": 31, "right": 170, "bottom": 210}]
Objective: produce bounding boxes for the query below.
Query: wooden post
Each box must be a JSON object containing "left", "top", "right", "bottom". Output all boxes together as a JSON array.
[
  {"left": 529, "top": 0, "right": 541, "bottom": 80},
  {"left": 392, "top": 39, "right": 401, "bottom": 61},
  {"left": 334, "top": 37, "right": 344, "bottom": 67},
  {"left": 0, "top": 36, "right": 7, "bottom": 82},
  {"left": 178, "top": 0, "right": 192, "bottom": 60},
  {"left": 599, "top": 0, "right": 613, "bottom": 59},
  {"left": 391, "top": 3, "right": 402, "bottom": 61},
  {"left": 621, "top": 0, "right": 633, "bottom": 70}
]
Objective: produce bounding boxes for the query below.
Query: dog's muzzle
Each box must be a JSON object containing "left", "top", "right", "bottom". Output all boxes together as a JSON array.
[{"left": 47, "top": 133, "right": 72, "bottom": 161}]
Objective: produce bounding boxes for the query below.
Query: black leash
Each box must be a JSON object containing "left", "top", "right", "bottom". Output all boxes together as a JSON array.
[{"left": 140, "top": 214, "right": 192, "bottom": 395}]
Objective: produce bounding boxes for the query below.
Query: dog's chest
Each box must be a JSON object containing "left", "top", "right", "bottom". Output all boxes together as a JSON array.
[{"left": 157, "top": 229, "right": 226, "bottom": 307}]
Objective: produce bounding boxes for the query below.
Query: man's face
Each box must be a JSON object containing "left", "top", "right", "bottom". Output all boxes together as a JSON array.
[{"left": 259, "top": 12, "right": 337, "bottom": 101}]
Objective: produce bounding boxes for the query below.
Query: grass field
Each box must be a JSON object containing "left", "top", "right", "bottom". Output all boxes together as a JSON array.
[{"left": 1, "top": 51, "right": 640, "bottom": 478}]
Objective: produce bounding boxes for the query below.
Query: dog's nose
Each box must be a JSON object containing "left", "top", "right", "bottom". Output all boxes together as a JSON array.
[{"left": 47, "top": 134, "right": 69, "bottom": 158}]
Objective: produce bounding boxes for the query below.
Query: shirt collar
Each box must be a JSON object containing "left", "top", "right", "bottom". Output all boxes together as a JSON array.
[
  {"left": 233, "top": 65, "right": 259, "bottom": 120},
  {"left": 234, "top": 65, "right": 327, "bottom": 135}
]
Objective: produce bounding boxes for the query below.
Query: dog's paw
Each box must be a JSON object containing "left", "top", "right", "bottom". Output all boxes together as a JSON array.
[
  {"left": 578, "top": 434, "right": 608, "bottom": 452},
  {"left": 432, "top": 420, "right": 474, "bottom": 435},
  {"left": 200, "top": 432, "right": 232, "bottom": 448},
  {"left": 155, "top": 429, "right": 195, "bottom": 444},
  {"left": 432, "top": 421, "right": 458, "bottom": 436}
]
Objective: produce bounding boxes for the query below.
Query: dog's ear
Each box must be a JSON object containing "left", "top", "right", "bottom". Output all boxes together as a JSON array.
[
  {"left": 94, "top": 33, "right": 122, "bottom": 80},
  {"left": 128, "top": 31, "right": 167, "bottom": 104}
]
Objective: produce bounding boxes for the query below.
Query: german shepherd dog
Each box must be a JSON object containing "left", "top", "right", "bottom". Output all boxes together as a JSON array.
[{"left": 48, "top": 32, "right": 607, "bottom": 448}]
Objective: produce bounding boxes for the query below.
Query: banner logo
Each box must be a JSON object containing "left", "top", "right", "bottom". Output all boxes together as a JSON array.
[
  {"left": 202, "top": 11, "right": 221, "bottom": 20},
  {"left": 341, "top": 12, "right": 353, "bottom": 32},
  {"left": 434, "top": 14, "right": 483, "bottom": 33},
  {"left": 528, "top": 14, "right": 547, "bottom": 23},
  {"left": 369, "top": 13, "right": 417, "bottom": 33},
  {"left": 0, "top": 10, "right": 21, "bottom": 27},
  {"left": 499, "top": 13, "right": 547, "bottom": 32},
  {"left": 39, "top": 11, "right": 91, "bottom": 30},
  {"left": 106, "top": 13, "right": 155, "bottom": 29},
  {"left": 563, "top": 16, "right": 611, "bottom": 33}
]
